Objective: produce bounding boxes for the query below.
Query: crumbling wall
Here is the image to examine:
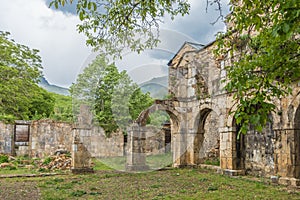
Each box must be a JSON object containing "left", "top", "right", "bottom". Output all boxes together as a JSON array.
[
  {"left": 0, "top": 122, "right": 13, "bottom": 154},
  {"left": 75, "top": 127, "right": 124, "bottom": 158},
  {"left": 0, "top": 120, "right": 125, "bottom": 158},
  {"left": 30, "top": 120, "right": 73, "bottom": 157},
  {"left": 144, "top": 126, "right": 166, "bottom": 155}
]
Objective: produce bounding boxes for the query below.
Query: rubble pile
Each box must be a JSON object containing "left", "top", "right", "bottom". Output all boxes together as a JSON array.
[{"left": 38, "top": 154, "right": 72, "bottom": 170}]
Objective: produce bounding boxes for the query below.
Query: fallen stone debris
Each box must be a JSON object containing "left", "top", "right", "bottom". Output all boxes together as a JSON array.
[
  {"left": 38, "top": 154, "right": 72, "bottom": 170},
  {"left": 0, "top": 153, "right": 72, "bottom": 171}
]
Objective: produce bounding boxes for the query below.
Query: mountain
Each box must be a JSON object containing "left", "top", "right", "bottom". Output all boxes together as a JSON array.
[
  {"left": 39, "top": 77, "right": 69, "bottom": 96},
  {"left": 39, "top": 75, "right": 169, "bottom": 98},
  {"left": 139, "top": 76, "right": 168, "bottom": 99}
]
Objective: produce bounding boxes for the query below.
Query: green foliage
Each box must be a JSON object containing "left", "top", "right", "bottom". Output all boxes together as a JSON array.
[
  {"left": 49, "top": 0, "right": 190, "bottom": 57},
  {"left": 43, "top": 157, "right": 52, "bottom": 165},
  {"left": 129, "top": 89, "right": 154, "bottom": 120},
  {"left": 203, "top": 158, "right": 220, "bottom": 166},
  {"left": 0, "top": 154, "right": 9, "bottom": 164},
  {"left": 71, "top": 55, "right": 153, "bottom": 136},
  {"left": 148, "top": 110, "right": 170, "bottom": 127},
  {"left": 50, "top": 93, "right": 73, "bottom": 122},
  {"left": 0, "top": 31, "right": 55, "bottom": 121},
  {"left": 216, "top": 0, "right": 300, "bottom": 135}
]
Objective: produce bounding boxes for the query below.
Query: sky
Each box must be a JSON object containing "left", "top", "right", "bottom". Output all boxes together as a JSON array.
[{"left": 0, "top": 0, "right": 230, "bottom": 87}]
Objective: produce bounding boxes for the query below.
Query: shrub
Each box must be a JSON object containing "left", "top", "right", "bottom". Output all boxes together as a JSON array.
[{"left": 0, "top": 154, "right": 9, "bottom": 164}]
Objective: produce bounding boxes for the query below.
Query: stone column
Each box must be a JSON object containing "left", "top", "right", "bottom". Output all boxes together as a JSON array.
[
  {"left": 71, "top": 132, "right": 94, "bottom": 174},
  {"left": 276, "top": 129, "right": 300, "bottom": 186},
  {"left": 219, "top": 127, "right": 244, "bottom": 176},
  {"left": 126, "top": 123, "right": 149, "bottom": 171}
]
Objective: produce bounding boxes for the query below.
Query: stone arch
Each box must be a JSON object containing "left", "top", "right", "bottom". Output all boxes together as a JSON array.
[
  {"left": 135, "top": 102, "right": 180, "bottom": 158},
  {"left": 135, "top": 103, "right": 180, "bottom": 128},
  {"left": 194, "top": 108, "right": 220, "bottom": 165}
]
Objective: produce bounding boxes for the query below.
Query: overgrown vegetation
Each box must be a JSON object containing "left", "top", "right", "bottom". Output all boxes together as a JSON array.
[
  {"left": 216, "top": 0, "right": 300, "bottom": 135},
  {"left": 50, "top": 93, "right": 73, "bottom": 122},
  {"left": 0, "top": 31, "right": 55, "bottom": 121},
  {"left": 71, "top": 55, "right": 154, "bottom": 136}
]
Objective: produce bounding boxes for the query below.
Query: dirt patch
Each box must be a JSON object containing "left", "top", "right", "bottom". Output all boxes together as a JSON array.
[{"left": 0, "top": 179, "right": 40, "bottom": 200}]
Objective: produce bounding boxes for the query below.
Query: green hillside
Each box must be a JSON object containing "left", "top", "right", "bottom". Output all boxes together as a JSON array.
[
  {"left": 139, "top": 76, "right": 168, "bottom": 99},
  {"left": 39, "top": 77, "right": 69, "bottom": 96}
]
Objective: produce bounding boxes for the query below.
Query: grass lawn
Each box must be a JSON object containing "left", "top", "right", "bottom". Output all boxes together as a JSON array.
[
  {"left": 1, "top": 161, "right": 300, "bottom": 200},
  {"left": 98, "top": 153, "right": 173, "bottom": 171}
]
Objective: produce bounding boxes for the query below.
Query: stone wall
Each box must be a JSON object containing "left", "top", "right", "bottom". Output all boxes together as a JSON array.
[
  {"left": 0, "top": 120, "right": 170, "bottom": 158},
  {"left": 74, "top": 126, "right": 124, "bottom": 158},
  {"left": 243, "top": 124, "right": 276, "bottom": 176},
  {"left": 29, "top": 120, "right": 73, "bottom": 157},
  {"left": 144, "top": 126, "right": 169, "bottom": 155},
  {"left": 0, "top": 120, "right": 125, "bottom": 158},
  {"left": 0, "top": 122, "right": 13, "bottom": 154},
  {"left": 166, "top": 38, "right": 300, "bottom": 185}
]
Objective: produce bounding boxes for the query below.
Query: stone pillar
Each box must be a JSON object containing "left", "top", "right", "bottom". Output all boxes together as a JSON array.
[
  {"left": 71, "top": 133, "right": 94, "bottom": 174},
  {"left": 276, "top": 129, "right": 300, "bottom": 186},
  {"left": 126, "top": 123, "right": 149, "bottom": 171},
  {"left": 173, "top": 122, "right": 191, "bottom": 167},
  {"left": 219, "top": 127, "right": 244, "bottom": 176}
]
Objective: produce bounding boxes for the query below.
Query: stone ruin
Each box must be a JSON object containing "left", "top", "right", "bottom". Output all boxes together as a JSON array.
[
  {"left": 129, "top": 40, "right": 300, "bottom": 186},
  {"left": 0, "top": 44, "right": 299, "bottom": 184}
]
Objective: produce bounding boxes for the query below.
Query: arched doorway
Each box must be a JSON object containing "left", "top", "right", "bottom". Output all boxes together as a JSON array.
[
  {"left": 128, "top": 103, "right": 180, "bottom": 170},
  {"left": 194, "top": 109, "right": 220, "bottom": 165}
]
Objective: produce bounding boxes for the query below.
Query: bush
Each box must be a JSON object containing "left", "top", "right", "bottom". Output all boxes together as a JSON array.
[{"left": 0, "top": 154, "right": 9, "bottom": 164}]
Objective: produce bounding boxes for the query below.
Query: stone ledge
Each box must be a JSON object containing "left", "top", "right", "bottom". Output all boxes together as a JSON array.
[
  {"left": 198, "top": 165, "right": 245, "bottom": 176},
  {"left": 222, "top": 169, "right": 245, "bottom": 176},
  {"left": 278, "top": 177, "right": 300, "bottom": 186},
  {"left": 198, "top": 164, "right": 221, "bottom": 171}
]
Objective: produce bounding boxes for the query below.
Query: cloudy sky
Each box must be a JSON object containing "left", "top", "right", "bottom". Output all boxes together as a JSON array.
[{"left": 0, "top": 0, "right": 230, "bottom": 87}]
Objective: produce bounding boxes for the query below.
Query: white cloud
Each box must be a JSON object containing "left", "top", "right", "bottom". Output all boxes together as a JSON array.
[
  {"left": 0, "top": 0, "right": 91, "bottom": 87},
  {"left": 0, "top": 0, "right": 229, "bottom": 87}
]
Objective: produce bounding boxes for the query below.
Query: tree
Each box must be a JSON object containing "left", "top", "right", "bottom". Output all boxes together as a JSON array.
[
  {"left": 52, "top": 0, "right": 299, "bottom": 135},
  {"left": 216, "top": 0, "right": 300, "bottom": 134},
  {"left": 71, "top": 55, "right": 153, "bottom": 136},
  {"left": 0, "top": 31, "right": 55, "bottom": 121},
  {"left": 70, "top": 54, "right": 107, "bottom": 115},
  {"left": 50, "top": 0, "right": 190, "bottom": 57},
  {"left": 50, "top": 93, "right": 73, "bottom": 122}
]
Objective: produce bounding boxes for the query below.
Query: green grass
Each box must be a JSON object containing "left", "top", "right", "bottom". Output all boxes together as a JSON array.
[
  {"left": 1, "top": 167, "right": 300, "bottom": 199},
  {"left": 1, "top": 156, "right": 300, "bottom": 199},
  {"left": 34, "top": 169, "right": 300, "bottom": 199},
  {"left": 0, "top": 166, "right": 37, "bottom": 175},
  {"left": 96, "top": 153, "right": 173, "bottom": 171}
]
